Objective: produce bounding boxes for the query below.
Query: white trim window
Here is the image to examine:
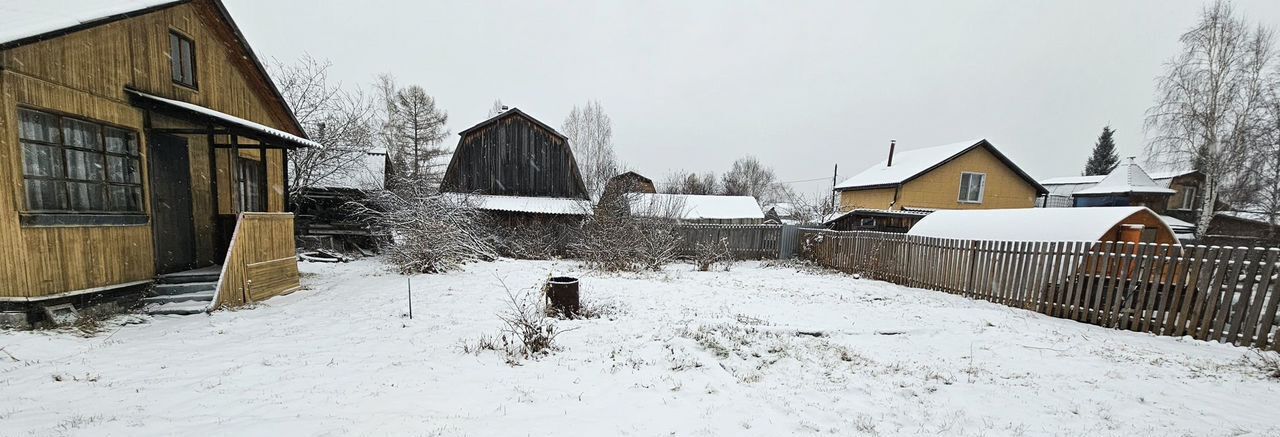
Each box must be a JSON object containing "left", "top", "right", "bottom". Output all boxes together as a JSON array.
[
  {"left": 958, "top": 172, "right": 986, "bottom": 203},
  {"left": 1180, "top": 186, "right": 1197, "bottom": 210}
]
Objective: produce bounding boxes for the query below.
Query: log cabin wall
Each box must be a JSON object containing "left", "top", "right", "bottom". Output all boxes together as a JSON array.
[
  {"left": 441, "top": 111, "right": 590, "bottom": 199},
  {"left": 0, "top": 0, "right": 297, "bottom": 299}
]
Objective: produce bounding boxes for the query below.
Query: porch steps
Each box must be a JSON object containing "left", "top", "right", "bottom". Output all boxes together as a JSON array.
[{"left": 143, "top": 267, "right": 221, "bottom": 316}]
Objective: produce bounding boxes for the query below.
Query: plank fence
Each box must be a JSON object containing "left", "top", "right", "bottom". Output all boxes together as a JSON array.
[
  {"left": 673, "top": 224, "right": 782, "bottom": 259},
  {"left": 800, "top": 229, "right": 1280, "bottom": 350}
]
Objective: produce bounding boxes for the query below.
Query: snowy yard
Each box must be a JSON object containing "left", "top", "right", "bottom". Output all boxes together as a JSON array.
[{"left": 3, "top": 259, "right": 1280, "bottom": 436}]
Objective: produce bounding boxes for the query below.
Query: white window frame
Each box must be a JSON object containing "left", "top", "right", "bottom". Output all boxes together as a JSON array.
[
  {"left": 957, "top": 172, "right": 986, "bottom": 204},
  {"left": 1180, "top": 186, "right": 1197, "bottom": 210}
]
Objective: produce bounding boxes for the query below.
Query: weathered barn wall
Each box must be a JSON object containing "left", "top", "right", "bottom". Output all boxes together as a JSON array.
[{"left": 441, "top": 112, "right": 589, "bottom": 199}]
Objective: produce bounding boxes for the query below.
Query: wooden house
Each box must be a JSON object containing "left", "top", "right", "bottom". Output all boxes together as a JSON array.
[
  {"left": 440, "top": 107, "right": 592, "bottom": 229},
  {"left": 1040, "top": 166, "right": 1206, "bottom": 224},
  {"left": 834, "top": 139, "right": 1047, "bottom": 214},
  {"left": 0, "top": 0, "right": 311, "bottom": 326}
]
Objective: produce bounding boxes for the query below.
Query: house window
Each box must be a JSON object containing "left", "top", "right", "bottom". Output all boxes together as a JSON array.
[
  {"left": 859, "top": 217, "right": 876, "bottom": 228},
  {"left": 18, "top": 109, "right": 143, "bottom": 213},
  {"left": 236, "top": 157, "right": 265, "bottom": 212},
  {"left": 1180, "top": 186, "right": 1197, "bottom": 210},
  {"left": 958, "top": 172, "right": 986, "bottom": 203},
  {"left": 170, "top": 31, "right": 197, "bottom": 88}
]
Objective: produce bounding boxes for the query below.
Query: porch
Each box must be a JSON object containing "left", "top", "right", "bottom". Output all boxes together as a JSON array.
[{"left": 128, "top": 89, "right": 312, "bottom": 312}]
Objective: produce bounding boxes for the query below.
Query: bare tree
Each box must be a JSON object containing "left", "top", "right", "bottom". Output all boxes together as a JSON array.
[
  {"left": 1145, "top": 0, "right": 1276, "bottom": 236},
  {"left": 488, "top": 99, "right": 506, "bottom": 117},
  {"left": 782, "top": 189, "right": 839, "bottom": 224},
  {"left": 269, "top": 55, "right": 377, "bottom": 198},
  {"left": 721, "top": 156, "right": 787, "bottom": 205},
  {"left": 662, "top": 171, "right": 719, "bottom": 195},
  {"left": 562, "top": 100, "right": 618, "bottom": 199},
  {"left": 1247, "top": 79, "right": 1280, "bottom": 237},
  {"left": 377, "top": 75, "right": 451, "bottom": 192}
]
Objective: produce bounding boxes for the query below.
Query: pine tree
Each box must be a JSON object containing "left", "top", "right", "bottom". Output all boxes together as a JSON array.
[{"left": 1083, "top": 126, "right": 1120, "bottom": 175}]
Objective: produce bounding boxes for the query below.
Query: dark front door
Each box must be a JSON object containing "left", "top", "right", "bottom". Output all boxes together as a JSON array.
[{"left": 148, "top": 133, "right": 197, "bottom": 274}]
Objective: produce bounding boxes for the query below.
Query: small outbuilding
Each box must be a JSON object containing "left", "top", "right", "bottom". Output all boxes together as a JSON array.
[{"left": 907, "top": 206, "right": 1179, "bottom": 245}]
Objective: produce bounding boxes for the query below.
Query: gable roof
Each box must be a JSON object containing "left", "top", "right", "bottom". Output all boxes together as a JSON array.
[
  {"left": 835, "top": 139, "right": 1047, "bottom": 195},
  {"left": 1075, "top": 160, "right": 1175, "bottom": 196},
  {"left": 0, "top": 0, "right": 308, "bottom": 138},
  {"left": 457, "top": 108, "right": 567, "bottom": 140},
  {"left": 0, "top": 0, "right": 182, "bottom": 48}
]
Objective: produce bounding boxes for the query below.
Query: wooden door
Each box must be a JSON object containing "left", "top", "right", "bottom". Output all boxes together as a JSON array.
[{"left": 148, "top": 133, "right": 197, "bottom": 274}]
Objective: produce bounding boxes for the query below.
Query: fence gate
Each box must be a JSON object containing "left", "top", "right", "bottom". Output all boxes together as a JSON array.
[{"left": 779, "top": 225, "right": 802, "bottom": 259}]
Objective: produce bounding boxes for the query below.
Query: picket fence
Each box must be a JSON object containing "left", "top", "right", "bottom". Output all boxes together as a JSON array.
[
  {"left": 801, "top": 230, "right": 1280, "bottom": 350},
  {"left": 673, "top": 224, "right": 782, "bottom": 259}
]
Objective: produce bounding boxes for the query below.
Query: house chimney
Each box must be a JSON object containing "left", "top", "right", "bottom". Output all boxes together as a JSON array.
[
  {"left": 501, "top": 105, "right": 509, "bottom": 112},
  {"left": 887, "top": 140, "right": 897, "bottom": 167}
]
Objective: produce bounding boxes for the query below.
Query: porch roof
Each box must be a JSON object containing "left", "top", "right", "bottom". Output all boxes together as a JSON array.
[{"left": 126, "top": 89, "right": 321, "bottom": 149}]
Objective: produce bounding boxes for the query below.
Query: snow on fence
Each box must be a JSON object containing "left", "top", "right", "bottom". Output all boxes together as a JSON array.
[
  {"left": 801, "top": 230, "right": 1280, "bottom": 350},
  {"left": 673, "top": 224, "right": 782, "bottom": 259}
]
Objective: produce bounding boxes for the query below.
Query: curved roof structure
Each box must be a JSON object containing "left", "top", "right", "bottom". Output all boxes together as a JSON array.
[{"left": 907, "top": 206, "right": 1176, "bottom": 243}]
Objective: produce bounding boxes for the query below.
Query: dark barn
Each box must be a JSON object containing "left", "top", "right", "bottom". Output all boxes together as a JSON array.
[
  {"left": 439, "top": 108, "right": 592, "bottom": 256},
  {"left": 441, "top": 108, "right": 589, "bottom": 200}
]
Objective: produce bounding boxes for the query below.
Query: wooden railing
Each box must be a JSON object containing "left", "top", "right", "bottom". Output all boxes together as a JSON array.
[
  {"left": 802, "top": 230, "right": 1280, "bottom": 350},
  {"left": 212, "top": 212, "right": 302, "bottom": 309}
]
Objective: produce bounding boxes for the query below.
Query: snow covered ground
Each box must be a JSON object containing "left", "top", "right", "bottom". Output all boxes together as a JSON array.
[{"left": 3, "top": 258, "right": 1280, "bottom": 436}]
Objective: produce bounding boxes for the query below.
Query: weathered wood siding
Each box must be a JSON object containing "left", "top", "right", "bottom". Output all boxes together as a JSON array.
[
  {"left": 213, "top": 213, "right": 300, "bottom": 308},
  {"left": 0, "top": 0, "right": 296, "bottom": 299},
  {"left": 441, "top": 112, "right": 589, "bottom": 199}
]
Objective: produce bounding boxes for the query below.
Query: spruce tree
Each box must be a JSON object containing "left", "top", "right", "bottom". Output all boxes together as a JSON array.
[{"left": 1083, "top": 126, "right": 1120, "bottom": 175}]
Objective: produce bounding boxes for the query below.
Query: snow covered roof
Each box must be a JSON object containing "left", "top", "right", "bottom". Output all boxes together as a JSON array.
[
  {"left": 1074, "top": 160, "right": 1175, "bottom": 196},
  {"left": 1217, "top": 210, "right": 1278, "bottom": 225},
  {"left": 908, "top": 206, "right": 1176, "bottom": 243},
  {"left": 445, "top": 194, "right": 591, "bottom": 215},
  {"left": 628, "top": 193, "right": 764, "bottom": 220},
  {"left": 310, "top": 150, "right": 386, "bottom": 190},
  {"left": 1040, "top": 169, "right": 1197, "bottom": 195},
  {"left": 0, "top": 0, "right": 181, "bottom": 47},
  {"left": 128, "top": 90, "right": 321, "bottom": 149},
  {"left": 834, "top": 139, "right": 1045, "bottom": 194},
  {"left": 1041, "top": 175, "right": 1106, "bottom": 186},
  {"left": 457, "top": 108, "right": 567, "bottom": 140}
]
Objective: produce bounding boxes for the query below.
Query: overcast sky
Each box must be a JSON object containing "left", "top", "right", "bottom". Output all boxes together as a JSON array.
[{"left": 226, "top": 0, "right": 1280, "bottom": 194}]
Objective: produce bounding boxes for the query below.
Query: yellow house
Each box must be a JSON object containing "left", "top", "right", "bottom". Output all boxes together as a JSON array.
[
  {"left": 835, "top": 139, "right": 1047, "bottom": 212},
  {"left": 0, "top": 0, "right": 311, "bottom": 325}
]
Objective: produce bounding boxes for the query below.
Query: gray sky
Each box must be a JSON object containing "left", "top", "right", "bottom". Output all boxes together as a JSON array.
[{"left": 226, "top": 0, "right": 1280, "bottom": 195}]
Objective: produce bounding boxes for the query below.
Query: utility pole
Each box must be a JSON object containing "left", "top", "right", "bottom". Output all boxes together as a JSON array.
[{"left": 830, "top": 164, "right": 839, "bottom": 213}]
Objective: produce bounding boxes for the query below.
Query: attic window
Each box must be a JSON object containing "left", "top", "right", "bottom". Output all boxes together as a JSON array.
[
  {"left": 958, "top": 172, "right": 986, "bottom": 203},
  {"left": 170, "top": 31, "right": 197, "bottom": 89}
]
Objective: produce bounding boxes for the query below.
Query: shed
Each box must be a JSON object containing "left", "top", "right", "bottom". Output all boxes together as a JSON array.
[{"left": 907, "top": 207, "right": 1179, "bottom": 245}]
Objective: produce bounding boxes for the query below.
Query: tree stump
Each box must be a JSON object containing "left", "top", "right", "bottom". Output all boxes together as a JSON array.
[{"left": 545, "top": 277, "right": 580, "bottom": 317}]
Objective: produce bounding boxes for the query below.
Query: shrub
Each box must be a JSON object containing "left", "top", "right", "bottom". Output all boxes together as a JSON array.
[
  {"left": 572, "top": 194, "right": 682, "bottom": 272},
  {"left": 356, "top": 190, "right": 497, "bottom": 274},
  {"left": 694, "top": 237, "right": 734, "bottom": 272}
]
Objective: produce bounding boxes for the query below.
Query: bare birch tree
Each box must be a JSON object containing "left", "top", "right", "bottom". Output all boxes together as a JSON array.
[
  {"left": 1248, "top": 79, "right": 1280, "bottom": 237},
  {"left": 269, "top": 55, "right": 377, "bottom": 198},
  {"left": 1145, "top": 0, "right": 1276, "bottom": 236},
  {"left": 562, "top": 100, "right": 618, "bottom": 199}
]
